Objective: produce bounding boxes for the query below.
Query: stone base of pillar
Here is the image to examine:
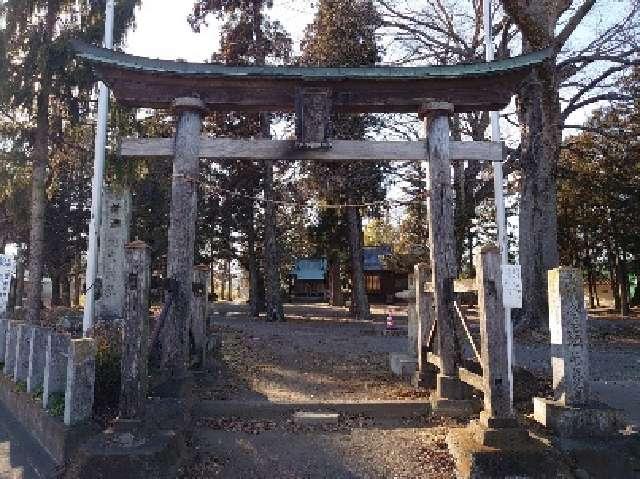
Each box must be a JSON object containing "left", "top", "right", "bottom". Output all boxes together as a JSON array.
[
  {"left": 471, "top": 419, "right": 531, "bottom": 448},
  {"left": 430, "top": 397, "right": 481, "bottom": 417},
  {"left": 67, "top": 429, "right": 184, "bottom": 479},
  {"left": 389, "top": 352, "right": 417, "bottom": 378},
  {"left": 411, "top": 364, "right": 438, "bottom": 389},
  {"left": 436, "top": 373, "right": 474, "bottom": 399},
  {"left": 446, "top": 421, "right": 566, "bottom": 479},
  {"left": 533, "top": 397, "right": 624, "bottom": 437},
  {"left": 430, "top": 374, "right": 481, "bottom": 417}
]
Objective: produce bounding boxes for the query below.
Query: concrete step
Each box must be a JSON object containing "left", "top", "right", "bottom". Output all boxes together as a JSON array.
[
  {"left": 194, "top": 399, "right": 431, "bottom": 421},
  {"left": 0, "top": 402, "right": 60, "bottom": 479}
]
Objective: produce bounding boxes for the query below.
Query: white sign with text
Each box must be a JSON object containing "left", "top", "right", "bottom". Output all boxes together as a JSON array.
[{"left": 501, "top": 264, "right": 522, "bottom": 309}]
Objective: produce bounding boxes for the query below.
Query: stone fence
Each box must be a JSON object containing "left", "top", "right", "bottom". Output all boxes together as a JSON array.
[{"left": 0, "top": 319, "right": 96, "bottom": 426}]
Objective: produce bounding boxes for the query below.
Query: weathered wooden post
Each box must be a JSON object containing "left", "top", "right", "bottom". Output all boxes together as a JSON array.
[
  {"left": 191, "top": 265, "right": 209, "bottom": 366},
  {"left": 161, "top": 97, "right": 205, "bottom": 374},
  {"left": 447, "top": 246, "right": 555, "bottom": 478},
  {"left": 533, "top": 267, "right": 623, "bottom": 436},
  {"left": 119, "top": 241, "right": 150, "bottom": 420},
  {"left": 413, "top": 262, "right": 435, "bottom": 388},
  {"left": 475, "top": 245, "right": 519, "bottom": 435},
  {"left": 422, "top": 102, "right": 469, "bottom": 411}
]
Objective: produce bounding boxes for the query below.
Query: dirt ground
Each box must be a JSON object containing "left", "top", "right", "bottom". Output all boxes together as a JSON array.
[{"left": 185, "top": 301, "right": 640, "bottom": 478}]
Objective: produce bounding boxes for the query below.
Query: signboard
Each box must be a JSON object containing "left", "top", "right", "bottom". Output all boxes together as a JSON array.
[
  {"left": 501, "top": 264, "right": 522, "bottom": 309},
  {"left": 0, "top": 254, "right": 16, "bottom": 313}
]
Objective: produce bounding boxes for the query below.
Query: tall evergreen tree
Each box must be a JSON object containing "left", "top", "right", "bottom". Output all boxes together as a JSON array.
[
  {"left": 0, "top": 0, "right": 139, "bottom": 321},
  {"left": 190, "top": 0, "right": 291, "bottom": 319},
  {"left": 301, "top": 0, "right": 385, "bottom": 320}
]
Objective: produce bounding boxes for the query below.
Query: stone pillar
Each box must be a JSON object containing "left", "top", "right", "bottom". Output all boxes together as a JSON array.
[
  {"left": 97, "top": 186, "right": 132, "bottom": 321},
  {"left": 161, "top": 97, "right": 205, "bottom": 373},
  {"left": 14, "top": 323, "right": 31, "bottom": 383},
  {"left": 64, "top": 338, "right": 96, "bottom": 426},
  {"left": 422, "top": 102, "right": 463, "bottom": 401},
  {"left": 191, "top": 265, "right": 209, "bottom": 365},
  {"left": 476, "top": 246, "right": 515, "bottom": 428},
  {"left": 0, "top": 319, "right": 7, "bottom": 362},
  {"left": 27, "top": 326, "right": 48, "bottom": 393},
  {"left": 43, "top": 332, "right": 70, "bottom": 409},
  {"left": 120, "top": 241, "right": 150, "bottom": 420},
  {"left": 533, "top": 267, "right": 622, "bottom": 436},
  {"left": 407, "top": 303, "right": 417, "bottom": 356},
  {"left": 548, "top": 268, "right": 589, "bottom": 405},
  {"left": 3, "top": 321, "right": 19, "bottom": 378}
]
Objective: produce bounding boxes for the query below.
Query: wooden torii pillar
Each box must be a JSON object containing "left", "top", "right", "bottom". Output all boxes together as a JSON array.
[
  {"left": 161, "top": 97, "right": 205, "bottom": 375},
  {"left": 421, "top": 102, "right": 475, "bottom": 412}
]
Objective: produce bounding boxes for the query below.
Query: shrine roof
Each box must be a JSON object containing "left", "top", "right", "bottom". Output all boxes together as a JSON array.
[{"left": 73, "top": 41, "right": 553, "bottom": 113}]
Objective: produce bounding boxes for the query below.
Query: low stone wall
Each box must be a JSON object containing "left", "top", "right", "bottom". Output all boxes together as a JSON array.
[
  {"left": 0, "top": 319, "right": 99, "bottom": 465},
  {"left": 0, "top": 374, "right": 99, "bottom": 464}
]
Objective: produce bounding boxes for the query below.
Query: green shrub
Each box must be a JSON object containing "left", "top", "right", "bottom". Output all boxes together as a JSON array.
[
  {"left": 15, "top": 381, "right": 27, "bottom": 393},
  {"left": 32, "top": 386, "right": 44, "bottom": 402},
  {"left": 48, "top": 393, "right": 65, "bottom": 417}
]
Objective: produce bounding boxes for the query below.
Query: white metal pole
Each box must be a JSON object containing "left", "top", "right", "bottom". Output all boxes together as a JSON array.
[
  {"left": 483, "top": 0, "right": 513, "bottom": 398},
  {"left": 83, "top": 0, "right": 115, "bottom": 336}
]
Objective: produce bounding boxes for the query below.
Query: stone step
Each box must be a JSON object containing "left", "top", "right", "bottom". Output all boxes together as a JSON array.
[
  {"left": 292, "top": 411, "right": 340, "bottom": 426},
  {"left": 194, "top": 399, "right": 431, "bottom": 421}
]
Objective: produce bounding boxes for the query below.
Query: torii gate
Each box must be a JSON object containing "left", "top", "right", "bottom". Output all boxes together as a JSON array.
[{"left": 74, "top": 41, "right": 551, "bottom": 406}]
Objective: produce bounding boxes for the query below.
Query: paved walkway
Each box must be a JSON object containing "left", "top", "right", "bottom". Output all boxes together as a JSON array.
[{"left": 0, "top": 402, "right": 58, "bottom": 479}]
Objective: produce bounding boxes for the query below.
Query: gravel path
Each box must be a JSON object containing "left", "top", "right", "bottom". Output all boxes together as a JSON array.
[{"left": 199, "top": 303, "right": 425, "bottom": 403}]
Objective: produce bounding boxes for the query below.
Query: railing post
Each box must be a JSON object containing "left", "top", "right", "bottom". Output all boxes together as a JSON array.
[
  {"left": 119, "top": 241, "right": 151, "bottom": 420},
  {"left": 64, "top": 338, "right": 96, "bottom": 426},
  {"left": 413, "top": 263, "right": 435, "bottom": 388},
  {"left": 475, "top": 245, "right": 515, "bottom": 428}
]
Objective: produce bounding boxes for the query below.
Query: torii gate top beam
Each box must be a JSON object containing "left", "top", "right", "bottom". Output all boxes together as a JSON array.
[{"left": 73, "top": 41, "right": 552, "bottom": 114}]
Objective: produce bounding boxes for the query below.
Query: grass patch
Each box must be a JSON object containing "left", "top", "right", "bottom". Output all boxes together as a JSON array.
[
  {"left": 32, "top": 385, "right": 44, "bottom": 402},
  {"left": 48, "top": 392, "right": 65, "bottom": 417}
]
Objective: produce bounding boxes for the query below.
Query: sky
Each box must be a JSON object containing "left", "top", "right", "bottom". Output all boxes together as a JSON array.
[{"left": 124, "top": 1, "right": 315, "bottom": 62}]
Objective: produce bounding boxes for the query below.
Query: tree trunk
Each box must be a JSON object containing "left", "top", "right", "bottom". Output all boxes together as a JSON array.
[
  {"left": 26, "top": 2, "right": 56, "bottom": 323},
  {"left": 263, "top": 158, "right": 284, "bottom": 321},
  {"left": 227, "top": 259, "right": 232, "bottom": 301},
  {"left": 608, "top": 250, "right": 620, "bottom": 310},
  {"left": 517, "top": 58, "right": 560, "bottom": 331},
  {"left": 327, "top": 259, "right": 344, "bottom": 306},
  {"left": 247, "top": 215, "right": 261, "bottom": 317},
  {"left": 51, "top": 274, "right": 61, "bottom": 307},
  {"left": 618, "top": 253, "right": 630, "bottom": 316},
  {"left": 61, "top": 274, "right": 71, "bottom": 307},
  {"left": 220, "top": 263, "right": 226, "bottom": 301},
  {"left": 346, "top": 205, "right": 369, "bottom": 320},
  {"left": 26, "top": 80, "right": 50, "bottom": 322}
]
